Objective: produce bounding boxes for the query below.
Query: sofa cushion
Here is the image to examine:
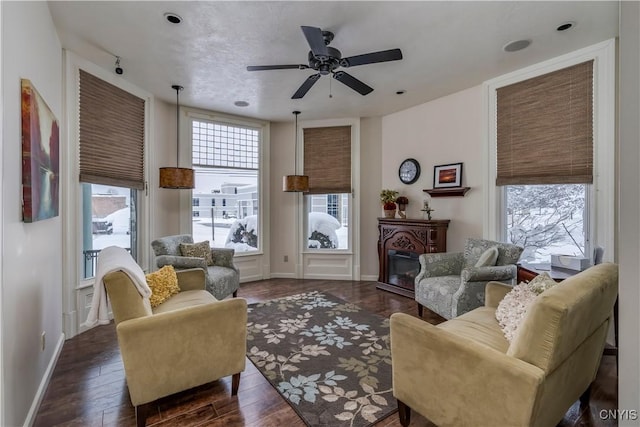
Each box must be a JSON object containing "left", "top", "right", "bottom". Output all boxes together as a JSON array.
[
  {"left": 153, "top": 289, "right": 217, "bottom": 314},
  {"left": 475, "top": 247, "right": 499, "bottom": 267},
  {"left": 146, "top": 265, "right": 180, "bottom": 308},
  {"left": 180, "top": 240, "right": 213, "bottom": 265},
  {"left": 438, "top": 307, "right": 510, "bottom": 353}
]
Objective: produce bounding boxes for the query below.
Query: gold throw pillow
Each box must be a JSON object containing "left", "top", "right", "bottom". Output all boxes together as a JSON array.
[{"left": 146, "top": 265, "right": 180, "bottom": 308}]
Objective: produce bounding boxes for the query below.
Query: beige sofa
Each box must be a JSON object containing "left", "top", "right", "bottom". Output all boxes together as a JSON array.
[
  {"left": 390, "top": 262, "right": 618, "bottom": 427},
  {"left": 104, "top": 267, "right": 247, "bottom": 427}
]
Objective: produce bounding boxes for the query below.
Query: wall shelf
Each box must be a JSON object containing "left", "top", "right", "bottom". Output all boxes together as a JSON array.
[{"left": 423, "top": 187, "right": 470, "bottom": 197}]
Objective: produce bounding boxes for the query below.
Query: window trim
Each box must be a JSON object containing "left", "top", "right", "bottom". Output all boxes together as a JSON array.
[
  {"left": 483, "top": 39, "right": 616, "bottom": 260},
  {"left": 180, "top": 107, "right": 270, "bottom": 258}
]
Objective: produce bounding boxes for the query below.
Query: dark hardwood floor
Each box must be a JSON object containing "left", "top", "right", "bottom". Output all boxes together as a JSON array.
[{"left": 34, "top": 278, "right": 617, "bottom": 426}]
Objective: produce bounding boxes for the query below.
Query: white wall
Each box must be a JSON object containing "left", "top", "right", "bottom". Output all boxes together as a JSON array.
[
  {"left": 617, "top": 0, "right": 640, "bottom": 419},
  {"left": 360, "top": 117, "right": 383, "bottom": 280},
  {"left": 1, "top": 2, "right": 63, "bottom": 425},
  {"left": 381, "top": 86, "right": 484, "bottom": 252}
]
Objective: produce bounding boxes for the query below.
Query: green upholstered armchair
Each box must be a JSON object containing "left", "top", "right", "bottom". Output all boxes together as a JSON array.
[
  {"left": 103, "top": 264, "right": 247, "bottom": 427},
  {"left": 391, "top": 263, "right": 618, "bottom": 427},
  {"left": 151, "top": 234, "right": 240, "bottom": 300},
  {"left": 415, "top": 238, "right": 523, "bottom": 319}
]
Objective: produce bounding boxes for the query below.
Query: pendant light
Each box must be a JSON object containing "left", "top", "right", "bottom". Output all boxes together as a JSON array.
[
  {"left": 283, "top": 110, "right": 309, "bottom": 192},
  {"left": 159, "top": 85, "right": 195, "bottom": 189}
]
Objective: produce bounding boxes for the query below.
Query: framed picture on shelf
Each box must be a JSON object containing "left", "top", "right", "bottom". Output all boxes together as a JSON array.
[{"left": 433, "top": 162, "right": 463, "bottom": 188}]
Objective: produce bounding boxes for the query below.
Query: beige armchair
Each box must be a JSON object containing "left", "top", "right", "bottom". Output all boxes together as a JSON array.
[
  {"left": 104, "top": 265, "right": 247, "bottom": 427},
  {"left": 391, "top": 262, "right": 618, "bottom": 427}
]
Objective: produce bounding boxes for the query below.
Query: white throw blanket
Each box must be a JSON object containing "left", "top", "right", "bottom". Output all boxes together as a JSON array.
[{"left": 84, "top": 246, "right": 152, "bottom": 327}]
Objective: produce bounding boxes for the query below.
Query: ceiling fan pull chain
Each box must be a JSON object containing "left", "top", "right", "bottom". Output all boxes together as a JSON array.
[{"left": 329, "top": 76, "right": 333, "bottom": 98}]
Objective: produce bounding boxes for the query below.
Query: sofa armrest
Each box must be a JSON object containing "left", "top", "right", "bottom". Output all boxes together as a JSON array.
[
  {"left": 390, "top": 313, "right": 544, "bottom": 426},
  {"left": 156, "top": 255, "right": 207, "bottom": 270},
  {"left": 461, "top": 265, "right": 517, "bottom": 282},
  {"left": 116, "top": 298, "right": 248, "bottom": 406},
  {"left": 415, "top": 252, "right": 464, "bottom": 282},
  {"left": 211, "top": 248, "right": 238, "bottom": 272},
  {"left": 485, "top": 281, "right": 513, "bottom": 308},
  {"left": 176, "top": 268, "right": 206, "bottom": 291}
]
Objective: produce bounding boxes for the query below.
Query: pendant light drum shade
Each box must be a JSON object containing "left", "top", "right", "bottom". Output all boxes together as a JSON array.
[
  {"left": 283, "top": 110, "right": 309, "bottom": 192},
  {"left": 160, "top": 85, "right": 195, "bottom": 189},
  {"left": 283, "top": 174, "right": 309, "bottom": 192},
  {"left": 159, "top": 167, "right": 194, "bottom": 189}
]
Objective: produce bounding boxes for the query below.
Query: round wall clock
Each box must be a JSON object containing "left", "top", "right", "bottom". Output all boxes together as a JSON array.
[{"left": 398, "top": 158, "right": 421, "bottom": 184}]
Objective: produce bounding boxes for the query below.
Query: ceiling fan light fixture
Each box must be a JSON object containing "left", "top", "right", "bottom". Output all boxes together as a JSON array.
[
  {"left": 247, "top": 25, "right": 403, "bottom": 99},
  {"left": 160, "top": 85, "right": 195, "bottom": 189},
  {"left": 283, "top": 111, "right": 309, "bottom": 193}
]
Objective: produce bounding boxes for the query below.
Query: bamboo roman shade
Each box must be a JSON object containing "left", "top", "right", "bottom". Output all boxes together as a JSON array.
[
  {"left": 303, "top": 126, "right": 351, "bottom": 194},
  {"left": 496, "top": 60, "right": 594, "bottom": 186},
  {"left": 79, "top": 70, "right": 145, "bottom": 190}
]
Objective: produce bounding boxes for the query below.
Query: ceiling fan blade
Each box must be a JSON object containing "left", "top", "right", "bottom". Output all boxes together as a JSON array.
[
  {"left": 301, "top": 26, "right": 329, "bottom": 57},
  {"left": 292, "top": 74, "right": 321, "bottom": 99},
  {"left": 247, "top": 64, "right": 309, "bottom": 71},
  {"left": 332, "top": 71, "right": 373, "bottom": 96},
  {"left": 340, "top": 48, "right": 403, "bottom": 67}
]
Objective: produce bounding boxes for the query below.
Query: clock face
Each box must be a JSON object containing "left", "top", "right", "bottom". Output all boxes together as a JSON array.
[{"left": 399, "top": 158, "right": 420, "bottom": 184}]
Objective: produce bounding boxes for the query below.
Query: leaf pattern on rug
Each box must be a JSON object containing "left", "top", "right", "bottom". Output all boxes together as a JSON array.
[{"left": 247, "top": 291, "right": 396, "bottom": 427}]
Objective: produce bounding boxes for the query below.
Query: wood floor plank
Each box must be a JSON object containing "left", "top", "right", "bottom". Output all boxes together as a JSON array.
[{"left": 33, "top": 278, "right": 617, "bottom": 426}]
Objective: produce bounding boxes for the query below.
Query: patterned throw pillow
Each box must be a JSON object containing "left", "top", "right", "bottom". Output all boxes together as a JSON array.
[
  {"left": 146, "top": 265, "right": 180, "bottom": 308},
  {"left": 179, "top": 240, "right": 213, "bottom": 265},
  {"left": 475, "top": 246, "right": 499, "bottom": 267},
  {"left": 495, "top": 272, "right": 557, "bottom": 342}
]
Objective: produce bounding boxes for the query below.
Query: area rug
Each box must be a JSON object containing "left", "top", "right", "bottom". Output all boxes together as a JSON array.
[{"left": 247, "top": 291, "right": 396, "bottom": 426}]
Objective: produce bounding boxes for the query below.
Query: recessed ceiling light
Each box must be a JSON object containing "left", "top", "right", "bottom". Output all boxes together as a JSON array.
[
  {"left": 396, "top": 90, "right": 406, "bottom": 95},
  {"left": 164, "top": 13, "right": 182, "bottom": 24},
  {"left": 234, "top": 101, "right": 249, "bottom": 107},
  {"left": 503, "top": 39, "right": 532, "bottom": 53},
  {"left": 557, "top": 21, "right": 576, "bottom": 32}
]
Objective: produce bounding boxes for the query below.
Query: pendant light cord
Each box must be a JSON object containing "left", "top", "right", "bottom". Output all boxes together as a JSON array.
[
  {"left": 293, "top": 111, "right": 300, "bottom": 173},
  {"left": 172, "top": 85, "right": 184, "bottom": 167}
]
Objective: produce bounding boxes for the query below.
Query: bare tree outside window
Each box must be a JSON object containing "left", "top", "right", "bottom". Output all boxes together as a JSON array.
[{"left": 505, "top": 184, "right": 587, "bottom": 263}]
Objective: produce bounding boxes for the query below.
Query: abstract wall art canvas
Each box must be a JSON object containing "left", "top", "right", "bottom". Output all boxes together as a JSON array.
[{"left": 21, "top": 79, "right": 59, "bottom": 222}]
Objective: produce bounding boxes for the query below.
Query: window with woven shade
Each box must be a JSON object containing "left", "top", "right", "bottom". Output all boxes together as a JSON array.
[
  {"left": 303, "top": 126, "right": 352, "bottom": 194},
  {"left": 79, "top": 69, "right": 145, "bottom": 190},
  {"left": 496, "top": 60, "right": 594, "bottom": 186}
]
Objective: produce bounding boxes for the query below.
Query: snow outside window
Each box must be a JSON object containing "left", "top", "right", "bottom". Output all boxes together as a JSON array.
[
  {"left": 505, "top": 184, "right": 589, "bottom": 264},
  {"left": 306, "top": 194, "right": 349, "bottom": 250},
  {"left": 81, "top": 183, "right": 136, "bottom": 279},
  {"left": 191, "top": 119, "right": 260, "bottom": 253}
]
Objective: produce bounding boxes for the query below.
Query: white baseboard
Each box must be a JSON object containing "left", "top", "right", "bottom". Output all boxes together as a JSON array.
[
  {"left": 361, "top": 275, "right": 378, "bottom": 281},
  {"left": 268, "top": 272, "right": 296, "bottom": 279},
  {"left": 23, "top": 332, "right": 65, "bottom": 427}
]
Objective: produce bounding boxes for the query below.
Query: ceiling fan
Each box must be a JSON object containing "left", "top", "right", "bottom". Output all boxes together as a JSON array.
[{"left": 246, "top": 26, "right": 403, "bottom": 99}]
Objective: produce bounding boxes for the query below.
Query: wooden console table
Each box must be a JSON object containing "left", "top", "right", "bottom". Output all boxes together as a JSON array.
[{"left": 377, "top": 218, "right": 449, "bottom": 297}]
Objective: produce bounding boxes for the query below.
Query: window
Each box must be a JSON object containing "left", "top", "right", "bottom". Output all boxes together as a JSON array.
[
  {"left": 505, "top": 184, "right": 588, "bottom": 263},
  {"left": 78, "top": 69, "right": 145, "bottom": 279},
  {"left": 487, "top": 42, "right": 615, "bottom": 268},
  {"left": 307, "top": 194, "right": 350, "bottom": 249},
  {"left": 81, "top": 184, "right": 136, "bottom": 278},
  {"left": 190, "top": 118, "right": 261, "bottom": 252},
  {"left": 303, "top": 126, "right": 352, "bottom": 251}
]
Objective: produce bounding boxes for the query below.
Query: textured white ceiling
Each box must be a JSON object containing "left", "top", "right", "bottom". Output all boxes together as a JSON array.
[{"left": 48, "top": 1, "right": 619, "bottom": 122}]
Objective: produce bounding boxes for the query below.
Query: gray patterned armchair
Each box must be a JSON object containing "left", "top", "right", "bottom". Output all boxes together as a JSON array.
[
  {"left": 151, "top": 234, "right": 240, "bottom": 300},
  {"left": 415, "top": 238, "right": 523, "bottom": 319}
]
